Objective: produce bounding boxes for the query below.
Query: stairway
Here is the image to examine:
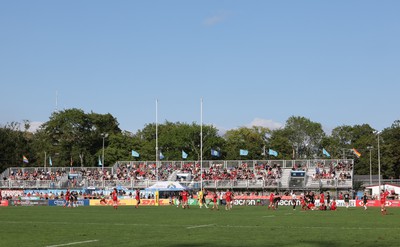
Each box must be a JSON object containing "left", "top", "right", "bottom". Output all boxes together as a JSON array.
[{"left": 279, "top": 169, "right": 291, "bottom": 188}]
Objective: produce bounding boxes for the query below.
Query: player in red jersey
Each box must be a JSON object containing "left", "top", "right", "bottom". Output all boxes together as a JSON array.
[
  {"left": 212, "top": 191, "right": 219, "bottom": 211},
  {"left": 181, "top": 190, "right": 189, "bottom": 209},
  {"left": 268, "top": 192, "right": 275, "bottom": 210},
  {"left": 135, "top": 189, "right": 140, "bottom": 209},
  {"left": 112, "top": 188, "right": 118, "bottom": 209},
  {"left": 63, "top": 189, "right": 70, "bottom": 208},
  {"left": 330, "top": 199, "right": 337, "bottom": 211},
  {"left": 300, "top": 196, "right": 307, "bottom": 210},
  {"left": 225, "top": 189, "right": 232, "bottom": 210},
  {"left": 380, "top": 189, "right": 389, "bottom": 215},
  {"left": 319, "top": 192, "right": 325, "bottom": 210}
]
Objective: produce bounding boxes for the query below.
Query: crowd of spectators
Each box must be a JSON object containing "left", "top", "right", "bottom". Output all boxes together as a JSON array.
[
  {"left": 312, "top": 161, "right": 353, "bottom": 183},
  {"left": 2, "top": 161, "right": 353, "bottom": 186},
  {"left": 5, "top": 169, "right": 66, "bottom": 181}
]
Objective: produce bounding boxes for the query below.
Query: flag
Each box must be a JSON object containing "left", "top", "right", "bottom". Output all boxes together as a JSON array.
[
  {"left": 322, "top": 148, "right": 331, "bottom": 158},
  {"left": 132, "top": 150, "right": 140, "bottom": 157},
  {"left": 352, "top": 148, "right": 361, "bottom": 158},
  {"left": 49, "top": 156, "right": 53, "bottom": 167},
  {"left": 23, "top": 155, "right": 29, "bottom": 163},
  {"left": 159, "top": 152, "right": 164, "bottom": 160},
  {"left": 261, "top": 146, "right": 266, "bottom": 156},
  {"left": 182, "top": 150, "right": 188, "bottom": 159},
  {"left": 98, "top": 156, "right": 102, "bottom": 166},
  {"left": 211, "top": 149, "right": 220, "bottom": 157},
  {"left": 240, "top": 149, "right": 248, "bottom": 156},
  {"left": 269, "top": 149, "right": 278, "bottom": 157}
]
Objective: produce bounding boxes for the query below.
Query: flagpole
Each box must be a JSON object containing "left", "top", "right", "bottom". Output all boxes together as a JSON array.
[
  {"left": 44, "top": 151, "right": 47, "bottom": 170},
  {"left": 156, "top": 99, "right": 159, "bottom": 181},
  {"left": 200, "top": 98, "right": 203, "bottom": 191}
]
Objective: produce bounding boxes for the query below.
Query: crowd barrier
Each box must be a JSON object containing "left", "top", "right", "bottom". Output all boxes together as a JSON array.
[{"left": 1, "top": 198, "right": 400, "bottom": 208}]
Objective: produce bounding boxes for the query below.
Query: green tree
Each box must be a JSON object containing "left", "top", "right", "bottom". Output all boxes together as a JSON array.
[
  {"left": 284, "top": 116, "right": 325, "bottom": 159},
  {"left": 38, "top": 108, "right": 121, "bottom": 167},
  {"left": 269, "top": 128, "right": 293, "bottom": 160},
  {"left": 224, "top": 126, "right": 269, "bottom": 160},
  {"left": 0, "top": 122, "right": 32, "bottom": 170}
]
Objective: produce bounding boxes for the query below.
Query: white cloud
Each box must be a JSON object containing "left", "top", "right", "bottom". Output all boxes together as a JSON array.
[
  {"left": 28, "top": 121, "right": 44, "bottom": 132},
  {"left": 246, "top": 118, "right": 283, "bottom": 130},
  {"left": 203, "top": 12, "right": 230, "bottom": 26},
  {"left": 16, "top": 121, "right": 44, "bottom": 133}
]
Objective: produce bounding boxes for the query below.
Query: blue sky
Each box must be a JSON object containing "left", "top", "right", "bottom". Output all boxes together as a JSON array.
[{"left": 1, "top": 1, "right": 399, "bottom": 134}]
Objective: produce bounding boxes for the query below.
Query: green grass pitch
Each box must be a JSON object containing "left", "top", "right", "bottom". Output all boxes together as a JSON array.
[{"left": 0, "top": 205, "right": 399, "bottom": 247}]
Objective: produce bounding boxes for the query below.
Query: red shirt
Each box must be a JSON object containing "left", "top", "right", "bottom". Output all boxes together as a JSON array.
[
  {"left": 320, "top": 194, "right": 325, "bottom": 203},
  {"left": 182, "top": 191, "right": 188, "bottom": 201},
  {"left": 380, "top": 191, "right": 389, "bottom": 203},
  {"left": 225, "top": 191, "right": 232, "bottom": 201},
  {"left": 65, "top": 191, "right": 70, "bottom": 200},
  {"left": 135, "top": 190, "right": 140, "bottom": 200},
  {"left": 112, "top": 191, "right": 118, "bottom": 201},
  {"left": 269, "top": 193, "right": 274, "bottom": 201}
]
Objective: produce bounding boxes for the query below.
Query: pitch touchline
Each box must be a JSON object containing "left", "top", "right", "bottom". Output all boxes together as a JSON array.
[{"left": 45, "top": 240, "right": 98, "bottom": 247}]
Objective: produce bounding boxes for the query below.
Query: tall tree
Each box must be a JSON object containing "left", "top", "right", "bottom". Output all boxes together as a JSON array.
[
  {"left": 284, "top": 116, "right": 325, "bottom": 159},
  {"left": 224, "top": 126, "right": 269, "bottom": 160}
]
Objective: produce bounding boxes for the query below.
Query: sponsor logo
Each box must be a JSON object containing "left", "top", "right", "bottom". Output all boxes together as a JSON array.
[{"left": 233, "top": 200, "right": 257, "bottom": 206}]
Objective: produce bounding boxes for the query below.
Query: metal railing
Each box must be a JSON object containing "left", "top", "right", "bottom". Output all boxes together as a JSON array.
[
  {"left": 0, "top": 178, "right": 354, "bottom": 190},
  {"left": 113, "top": 159, "right": 354, "bottom": 170},
  {"left": 0, "top": 159, "right": 354, "bottom": 189}
]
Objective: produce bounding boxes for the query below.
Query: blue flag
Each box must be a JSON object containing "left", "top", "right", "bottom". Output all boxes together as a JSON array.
[
  {"left": 159, "top": 152, "right": 165, "bottom": 160},
  {"left": 132, "top": 150, "right": 140, "bottom": 157},
  {"left": 98, "top": 156, "right": 102, "bottom": 166},
  {"left": 182, "top": 150, "right": 188, "bottom": 159},
  {"left": 323, "top": 148, "right": 331, "bottom": 157},
  {"left": 211, "top": 149, "right": 220, "bottom": 157},
  {"left": 240, "top": 149, "right": 248, "bottom": 156},
  {"left": 269, "top": 149, "right": 278, "bottom": 157},
  {"left": 49, "top": 156, "right": 53, "bottom": 167}
]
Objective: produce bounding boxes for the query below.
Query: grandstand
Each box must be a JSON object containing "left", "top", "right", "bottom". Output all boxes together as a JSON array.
[{"left": 0, "top": 159, "right": 354, "bottom": 191}]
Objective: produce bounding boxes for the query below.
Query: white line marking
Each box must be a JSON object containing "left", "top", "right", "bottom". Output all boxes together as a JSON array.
[
  {"left": 187, "top": 224, "right": 214, "bottom": 229},
  {"left": 1, "top": 221, "right": 399, "bottom": 231},
  {"left": 45, "top": 240, "right": 98, "bottom": 247}
]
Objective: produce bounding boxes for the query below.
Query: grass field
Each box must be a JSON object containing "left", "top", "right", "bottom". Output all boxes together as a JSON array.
[{"left": 0, "top": 205, "right": 399, "bottom": 247}]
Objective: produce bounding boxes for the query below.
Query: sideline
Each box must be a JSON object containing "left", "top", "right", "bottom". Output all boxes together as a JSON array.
[{"left": 2, "top": 220, "right": 400, "bottom": 231}]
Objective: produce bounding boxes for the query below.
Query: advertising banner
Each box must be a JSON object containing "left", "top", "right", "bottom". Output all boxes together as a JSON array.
[
  {"left": 9, "top": 200, "right": 48, "bottom": 206},
  {"left": 90, "top": 199, "right": 135, "bottom": 206},
  {"left": 275, "top": 199, "right": 357, "bottom": 208},
  {"left": 355, "top": 200, "right": 400, "bottom": 207},
  {"left": 90, "top": 199, "right": 170, "bottom": 206},
  {"left": 1, "top": 190, "right": 24, "bottom": 197},
  {"left": 174, "top": 199, "right": 198, "bottom": 206},
  {"left": 233, "top": 199, "right": 267, "bottom": 206},
  {"left": 141, "top": 199, "right": 170, "bottom": 206},
  {"left": 0, "top": 200, "right": 9, "bottom": 207},
  {"left": 48, "top": 199, "right": 90, "bottom": 207}
]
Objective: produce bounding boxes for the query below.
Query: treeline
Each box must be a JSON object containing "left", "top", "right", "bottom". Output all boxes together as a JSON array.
[{"left": 1, "top": 108, "right": 400, "bottom": 179}]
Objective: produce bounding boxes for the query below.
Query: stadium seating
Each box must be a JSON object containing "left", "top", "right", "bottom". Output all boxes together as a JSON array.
[{"left": 0, "top": 159, "right": 354, "bottom": 190}]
